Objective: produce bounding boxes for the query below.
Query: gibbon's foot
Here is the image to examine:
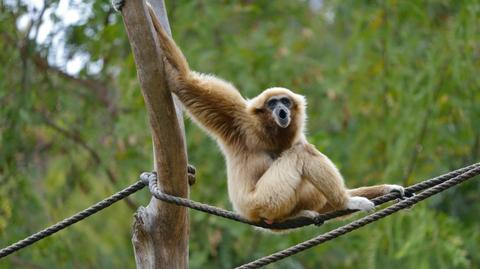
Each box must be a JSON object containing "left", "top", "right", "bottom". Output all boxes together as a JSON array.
[
  {"left": 293, "top": 210, "right": 321, "bottom": 219},
  {"left": 187, "top": 164, "right": 196, "bottom": 186},
  {"left": 385, "top": 184, "right": 407, "bottom": 199},
  {"left": 386, "top": 184, "right": 416, "bottom": 208},
  {"left": 347, "top": 197, "right": 375, "bottom": 212},
  {"left": 264, "top": 210, "right": 320, "bottom": 224},
  {"left": 111, "top": 0, "right": 125, "bottom": 12}
]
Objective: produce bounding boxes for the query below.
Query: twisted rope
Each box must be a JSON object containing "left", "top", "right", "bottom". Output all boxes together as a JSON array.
[
  {"left": 236, "top": 165, "right": 480, "bottom": 269},
  {"left": 0, "top": 181, "right": 146, "bottom": 259},
  {"left": 143, "top": 163, "right": 480, "bottom": 229},
  {"left": 1, "top": 163, "right": 478, "bottom": 259},
  {"left": 316, "top": 162, "right": 480, "bottom": 223}
]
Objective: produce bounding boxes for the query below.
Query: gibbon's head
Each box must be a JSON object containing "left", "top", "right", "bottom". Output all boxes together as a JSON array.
[{"left": 248, "top": 87, "right": 306, "bottom": 140}]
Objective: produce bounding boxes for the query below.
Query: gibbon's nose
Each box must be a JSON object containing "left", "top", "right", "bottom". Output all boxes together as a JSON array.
[{"left": 273, "top": 105, "right": 291, "bottom": 128}]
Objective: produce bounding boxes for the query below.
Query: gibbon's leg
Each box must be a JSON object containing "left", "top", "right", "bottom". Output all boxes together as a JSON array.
[
  {"left": 314, "top": 185, "right": 405, "bottom": 214},
  {"left": 248, "top": 147, "right": 304, "bottom": 222},
  {"left": 300, "top": 144, "right": 375, "bottom": 211},
  {"left": 348, "top": 184, "right": 405, "bottom": 199}
]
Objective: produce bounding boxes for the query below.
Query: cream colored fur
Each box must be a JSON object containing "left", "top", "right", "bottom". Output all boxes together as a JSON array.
[{"left": 147, "top": 6, "right": 404, "bottom": 224}]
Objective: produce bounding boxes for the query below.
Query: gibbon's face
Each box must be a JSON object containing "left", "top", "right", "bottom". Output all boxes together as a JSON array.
[
  {"left": 249, "top": 87, "right": 306, "bottom": 136},
  {"left": 265, "top": 95, "right": 293, "bottom": 128}
]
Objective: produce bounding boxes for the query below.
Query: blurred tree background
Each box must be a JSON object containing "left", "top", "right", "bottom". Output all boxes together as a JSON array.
[{"left": 1, "top": 0, "right": 479, "bottom": 268}]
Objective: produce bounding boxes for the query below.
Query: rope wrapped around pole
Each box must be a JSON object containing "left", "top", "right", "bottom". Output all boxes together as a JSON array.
[{"left": 143, "top": 162, "right": 480, "bottom": 229}]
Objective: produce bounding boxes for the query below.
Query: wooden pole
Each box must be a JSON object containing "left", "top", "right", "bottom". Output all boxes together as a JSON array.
[{"left": 119, "top": 0, "right": 189, "bottom": 268}]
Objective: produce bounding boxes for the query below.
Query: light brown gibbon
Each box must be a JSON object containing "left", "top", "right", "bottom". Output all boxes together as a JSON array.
[{"left": 146, "top": 6, "right": 405, "bottom": 225}]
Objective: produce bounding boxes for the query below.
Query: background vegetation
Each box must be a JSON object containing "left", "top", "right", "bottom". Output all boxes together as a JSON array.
[{"left": 1, "top": 0, "right": 479, "bottom": 268}]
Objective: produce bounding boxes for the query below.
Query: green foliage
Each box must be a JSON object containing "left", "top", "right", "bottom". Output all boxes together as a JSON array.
[{"left": 0, "top": 0, "right": 479, "bottom": 268}]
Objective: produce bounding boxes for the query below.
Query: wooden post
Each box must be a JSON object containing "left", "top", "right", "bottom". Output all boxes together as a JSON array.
[{"left": 120, "top": 0, "right": 189, "bottom": 268}]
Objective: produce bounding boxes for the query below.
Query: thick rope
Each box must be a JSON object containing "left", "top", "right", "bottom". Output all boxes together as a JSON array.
[
  {"left": 236, "top": 166, "right": 480, "bottom": 269},
  {"left": 1, "top": 163, "right": 478, "bottom": 259},
  {"left": 316, "top": 162, "right": 480, "bottom": 223},
  {"left": 144, "top": 162, "right": 480, "bottom": 229},
  {"left": 0, "top": 181, "right": 146, "bottom": 259}
]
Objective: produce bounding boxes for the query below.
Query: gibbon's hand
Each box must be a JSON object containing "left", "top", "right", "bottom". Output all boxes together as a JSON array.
[
  {"left": 385, "top": 184, "right": 411, "bottom": 199},
  {"left": 187, "top": 164, "right": 197, "bottom": 186},
  {"left": 385, "top": 184, "right": 416, "bottom": 210},
  {"left": 112, "top": 0, "right": 125, "bottom": 12}
]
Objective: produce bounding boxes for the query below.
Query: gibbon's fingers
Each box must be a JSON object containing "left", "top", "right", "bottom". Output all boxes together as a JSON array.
[
  {"left": 187, "top": 164, "right": 196, "bottom": 186},
  {"left": 111, "top": 0, "right": 124, "bottom": 12},
  {"left": 188, "top": 172, "right": 196, "bottom": 186},
  {"left": 187, "top": 164, "right": 196, "bottom": 175},
  {"left": 385, "top": 184, "right": 405, "bottom": 197}
]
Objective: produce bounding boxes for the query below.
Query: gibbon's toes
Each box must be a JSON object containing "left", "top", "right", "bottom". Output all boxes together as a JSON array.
[
  {"left": 347, "top": 197, "right": 375, "bottom": 212},
  {"left": 111, "top": 0, "right": 125, "bottom": 12},
  {"left": 386, "top": 184, "right": 406, "bottom": 198},
  {"left": 264, "top": 219, "right": 274, "bottom": 225},
  {"left": 187, "top": 164, "right": 196, "bottom": 186},
  {"left": 295, "top": 210, "right": 321, "bottom": 219}
]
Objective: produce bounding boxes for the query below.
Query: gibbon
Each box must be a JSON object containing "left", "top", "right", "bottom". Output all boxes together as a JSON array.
[{"left": 144, "top": 5, "right": 405, "bottom": 224}]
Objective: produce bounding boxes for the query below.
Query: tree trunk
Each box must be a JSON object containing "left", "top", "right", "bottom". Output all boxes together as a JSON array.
[{"left": 120, "top": 0, "right": 189, "bottom": 268}]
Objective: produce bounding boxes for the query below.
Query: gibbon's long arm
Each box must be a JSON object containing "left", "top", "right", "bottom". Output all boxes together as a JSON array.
[{"left": 148, "top": 6, "right": 248, "bottom": 143}]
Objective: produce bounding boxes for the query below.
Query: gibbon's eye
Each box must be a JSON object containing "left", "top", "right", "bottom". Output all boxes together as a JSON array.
[
  {"left": 280, "top": 97, "right": 291, "bottom": 107},
  {"left": 267, "top": 99, "right": 278, "bottom": 109}
]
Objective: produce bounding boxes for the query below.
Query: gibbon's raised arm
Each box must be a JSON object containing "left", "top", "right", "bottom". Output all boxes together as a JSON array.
[{"left": 147, "top": 6, "right": 248, "bottom": 143}]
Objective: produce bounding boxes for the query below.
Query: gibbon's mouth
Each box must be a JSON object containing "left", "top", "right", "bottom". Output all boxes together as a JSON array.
[{"left": 273, "top": 107, "right": 291, "bottom": 128}]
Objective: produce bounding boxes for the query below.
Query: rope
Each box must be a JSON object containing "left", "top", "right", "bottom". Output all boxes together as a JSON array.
[
  {"left": 236, "top": 165, "right": 480, "bottom": 269},
  {"left": 316, "top": 162, "right": 480, "bottom": 223},
  {"left": 143, "top": 163, "right": 480, "bottom": 229},
  {"left": 1, "top": 163, "right": 478, "bottom": 259},
  {"left": 0, "top": 181, "right": 146, "bottom": 259}
]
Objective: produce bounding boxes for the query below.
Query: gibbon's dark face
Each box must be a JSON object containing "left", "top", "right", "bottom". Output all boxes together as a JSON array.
[{"left": 266, "top": 95, "right": 293, "bottom": 128}]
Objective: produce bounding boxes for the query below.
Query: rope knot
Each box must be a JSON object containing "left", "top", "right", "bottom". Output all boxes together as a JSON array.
[{"left": 140, "top": 171, "right": 156, "bottom": 185}]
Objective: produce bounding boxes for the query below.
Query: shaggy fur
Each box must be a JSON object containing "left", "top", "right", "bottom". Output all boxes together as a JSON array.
[{"left": 148, "top": 6, "right": 404, "bottom": 224}]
